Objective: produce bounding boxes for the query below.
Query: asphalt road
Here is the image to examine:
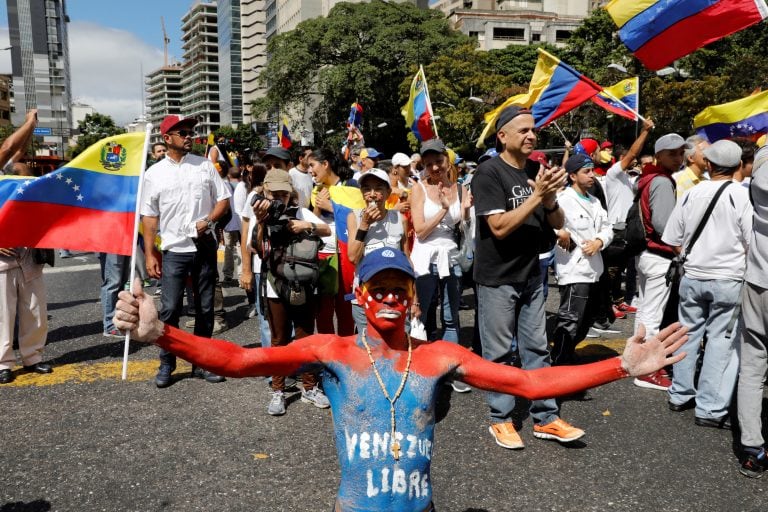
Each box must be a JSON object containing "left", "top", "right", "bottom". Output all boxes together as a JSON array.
[{"left": 1, "top": 251, "right": 765, "bottom": 512}]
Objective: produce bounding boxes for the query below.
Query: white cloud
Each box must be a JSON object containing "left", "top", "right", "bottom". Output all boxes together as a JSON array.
[{"left": 69, "top": 21, "right": 165, "bottom": 125}]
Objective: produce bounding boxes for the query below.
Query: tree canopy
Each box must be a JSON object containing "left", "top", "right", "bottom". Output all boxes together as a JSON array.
[
  {"left": 69, "top": 113, "right": 125, "bottom": 159},
  {"left": 253, "top": 4, "right": 768, "bottom": 157}
]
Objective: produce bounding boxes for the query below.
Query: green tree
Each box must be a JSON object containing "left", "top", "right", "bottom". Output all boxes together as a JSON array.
[
  {"left": 215, "top": 124, "right": 264, "bottom": 154},
  {"left": 69, "top": 113, "right": 125, "bottom": 158},
  {"left": 252, "top": 0, "right": 471, "bottom": 153}
]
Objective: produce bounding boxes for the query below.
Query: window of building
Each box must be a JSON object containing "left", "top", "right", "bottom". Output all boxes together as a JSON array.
[
  {"left": 555, "top": 30, "right": 572, "bottom": 42},
  {"left": 531, "top": 33, "right": 541, "bottom": 42},
  {"left": 493, "top": 27, "right": 525, "bottom": 41},
  {"left": 469, "top": 31, "right": 480, "bottom": 39}
]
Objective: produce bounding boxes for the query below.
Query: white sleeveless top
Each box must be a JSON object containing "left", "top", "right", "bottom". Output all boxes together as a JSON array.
[{"left": 411, "top": 180, "right": 461, "bottom": 277}]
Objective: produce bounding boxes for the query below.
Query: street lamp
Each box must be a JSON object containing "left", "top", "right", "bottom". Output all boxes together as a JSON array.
[
  {"left": 432, "top": 100, "right": 456, "bottom": 109},
  {"left": 468, "top": 96, "right": 485, "bottom": 104},
  {"left": 656, "top": 66, "right": 690, "bottom": 78},
  {"left": 376, "top": 122, "right": 388, "bottom": 128}
]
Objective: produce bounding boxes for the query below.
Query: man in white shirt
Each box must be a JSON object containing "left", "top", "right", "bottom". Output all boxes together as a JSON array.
[
  {"left": 141, "top": 115, "right": 231, "bottom": 388},
  {"left": 662, "top": 140, "right": 752, "bottom": 429},
  {"left": 289, "top": 146, "right": 315, "bottom": 209}
]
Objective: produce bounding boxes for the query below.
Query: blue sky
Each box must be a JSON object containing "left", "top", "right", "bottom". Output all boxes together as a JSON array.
[{"left": 0, "top": 0, "right": 193, "bottom": 124}]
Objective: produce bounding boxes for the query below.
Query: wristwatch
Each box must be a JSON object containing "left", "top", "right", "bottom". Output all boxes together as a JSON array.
[{"left": 204, "top": 216, "right": 216, "bottom": 230}]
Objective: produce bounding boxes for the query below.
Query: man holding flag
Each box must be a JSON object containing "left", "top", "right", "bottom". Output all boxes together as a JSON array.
[{"left": 141, "top": 115, "right": 231, "bottom": 388}]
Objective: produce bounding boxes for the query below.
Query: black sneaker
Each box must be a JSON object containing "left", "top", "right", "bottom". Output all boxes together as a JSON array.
[
  {"left": 155, "top": 364, "right": 175, "bottom": 388},
  {"left": 740, "top": 448, "right": 768, "bottom": 478}
]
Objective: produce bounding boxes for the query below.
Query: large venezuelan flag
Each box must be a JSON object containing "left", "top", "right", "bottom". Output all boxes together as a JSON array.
[
  {"left": 402, "top": 66, "right": 437, "bottom": 142},
  {"left": 0, "top": 131, "right": 146, "bottom": 256},
  {"left": 607, "top": 0, "right": 768, "bottom": 71},
  {"left": 693, "top": 90, "right": 768, "bottom": 142},
  {"left": 591, "top": 77, "right": 639, "bottom": 121},
  {"left": 476, "top": 49, "right": 602, "bottom": 146}
]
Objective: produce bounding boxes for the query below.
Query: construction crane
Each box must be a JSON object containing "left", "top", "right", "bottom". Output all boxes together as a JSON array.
[{"left": 161, "top": 16, "right": 170, "bottom": 67}]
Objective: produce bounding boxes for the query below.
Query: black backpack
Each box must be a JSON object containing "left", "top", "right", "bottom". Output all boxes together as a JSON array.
[
  {"left": 264, "top": 230, "right": 323, "bottom": 306},
  {"left": 624, "top": 190, "right": 647, "bottom": 258}
]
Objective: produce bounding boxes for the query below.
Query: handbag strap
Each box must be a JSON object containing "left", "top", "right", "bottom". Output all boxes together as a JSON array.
[{"left": 684, "top": 181, "right": 732, "bottom": 257}]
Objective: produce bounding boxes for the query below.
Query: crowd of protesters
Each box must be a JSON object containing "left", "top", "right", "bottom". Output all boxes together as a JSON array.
[{"left": 3, "top": 108, "right": 768, "bottom": 480}]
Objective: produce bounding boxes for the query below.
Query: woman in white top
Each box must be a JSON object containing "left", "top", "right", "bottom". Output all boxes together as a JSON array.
[
  {"left": 309, "top": 148, "right": 359, "bottom": 336},
  {"left": 347, "top": 168, "right": 410, "bottom": 333},
  {"left": 410, "top": 139, "right": 472, "bottom": 349}
]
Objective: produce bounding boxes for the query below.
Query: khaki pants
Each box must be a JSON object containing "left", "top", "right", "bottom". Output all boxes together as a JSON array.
[{"left": 0, "top": 268, "right": 47, "bottom": 370}]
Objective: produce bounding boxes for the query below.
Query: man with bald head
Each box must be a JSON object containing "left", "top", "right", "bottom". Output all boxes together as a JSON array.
[{"left": 471, "top": 106, "right": 585, "bottom": 450}]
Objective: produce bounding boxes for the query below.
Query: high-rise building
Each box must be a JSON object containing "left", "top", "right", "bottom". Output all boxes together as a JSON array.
[
  {"left": 241, "top": 0, "right": 267, "bottom": 126},
  {"left": 145, "top": 65, "right": 183, "bottom": 138},
  {"left": 218, "top": 0, "right": 243, "bottom": 127},
  {"left": 0, "top": 74, "right": 12, "bottom": 127},
  {"left": 6, "top": 0, "right": 72, "bottom": 154},
  {"left": 180, "top": 0, "right": 219, "bottom": 136}
]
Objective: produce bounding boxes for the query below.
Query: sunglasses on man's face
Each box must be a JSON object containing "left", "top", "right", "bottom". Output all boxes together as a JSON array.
[{"left": 169, "top": 129, "right": 195, "bottom": 138}]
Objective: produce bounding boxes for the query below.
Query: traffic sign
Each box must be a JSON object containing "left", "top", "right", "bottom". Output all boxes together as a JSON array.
[{"left": 33, "top": 127, "right": 53, "bottom": 135}]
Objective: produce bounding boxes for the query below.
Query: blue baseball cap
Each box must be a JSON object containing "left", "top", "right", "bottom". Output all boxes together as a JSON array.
[
  {"left": 357, "top": 248, "right": 415, "bottom": 283},
  {"left": 478, "top": 148, "right": 498, "bottom": 163}
]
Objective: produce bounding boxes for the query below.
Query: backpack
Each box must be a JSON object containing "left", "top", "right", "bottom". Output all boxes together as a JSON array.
[
  {"left": 264, "top": 229, "right": 323, "bottom": 306},
  {"left": 623, "top": 191, "right": 646, "bottom": 257}
]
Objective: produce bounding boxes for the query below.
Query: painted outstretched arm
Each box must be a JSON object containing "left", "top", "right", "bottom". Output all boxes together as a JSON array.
[
  {"left": 450, "top": 323, "right": 687, "bottom": 400},
  {"left": 113, "top": 279, "right": 325, "bottom": 378}
]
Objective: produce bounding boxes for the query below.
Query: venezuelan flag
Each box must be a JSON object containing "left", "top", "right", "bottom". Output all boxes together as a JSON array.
[
  {"left": 330, "top": 187, "right": 366, "bottom": 300},
  {"left": 278, "top": 117, "right": 292, "bottom": 149},
  {"left": 402, "top": 66, "right": 436, "bottom": 142},
  {"left": 607, "top": 0, "right": 768, "bottom": 71},
  {"left": 591, "top": 77, "right": 639, "bottom": 121},
  {"left": 0, "top": 131, "right": 147, "bottom": 256},
  {"left": 476, "top": 49, "right": 602, "bottom": 146},
  {"left": 693, "top": 90, "right": 768, "bottom": 142},
  {"left": 347, "top": 102, "right": 363, "bottom": 128}
]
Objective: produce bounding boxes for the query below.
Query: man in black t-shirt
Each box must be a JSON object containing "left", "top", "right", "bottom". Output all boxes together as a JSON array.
[{"left": 473, "top": 105, "right": 584, "bottom": 450}]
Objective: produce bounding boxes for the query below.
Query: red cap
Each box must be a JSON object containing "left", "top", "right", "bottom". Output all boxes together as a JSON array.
[
  {"left": 578, "top": 138, "right": 599, "bottom": 156},
  {"left": 600, "top": 141, "right": 613, "bottom": 149},
  {"left": 159, "top": 115, "right": 198, "bottom": 136},
  {"left": 527, "top": 150, "right": 550, "bottom": 169}
]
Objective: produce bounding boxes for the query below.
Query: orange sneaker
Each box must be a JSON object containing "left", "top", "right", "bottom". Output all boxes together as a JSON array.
[
  {"left": 489, "top": 422, "right": 525, "bottom": 449},
  {"left": 533, "top": 418, "right": 585, "bottom": 443}
]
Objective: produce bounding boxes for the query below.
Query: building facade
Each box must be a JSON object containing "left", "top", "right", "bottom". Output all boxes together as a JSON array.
[
  {"left": 145, "top": 65, "right": 183, "bottom": 138},
  {"left": 6, "top": 0, "right": 72, "bottom": 154},
  {"left": 241, "top": 0, "right": 267, "bottom": 126},
  {"left": 218, "top": 0, "right": 243, "bottom": 127},
  {"left": 0, "top": 74, "right": 11, "bottom": 127},
  {"left": 180, "top": 0, "right": 219, "bottom": 137}
]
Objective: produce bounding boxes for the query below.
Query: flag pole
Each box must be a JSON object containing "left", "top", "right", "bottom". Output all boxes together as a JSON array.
[
  {"left": 122, "top": 123, "right": 153, "bottom": 381},
  {"left": 552, "top": 121, "right": 572, "bottom": 146},
  {"left": 420, "top": 65, "right": 439, "bottom": 139},
  {"left": 599, "top": 87, "right": 647, "bottom": 123}
]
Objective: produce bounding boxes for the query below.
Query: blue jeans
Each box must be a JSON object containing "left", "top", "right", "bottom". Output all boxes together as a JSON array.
[
  {"left": 158, "top": 235, "right": 218, "bottom": 367},
  {"left": 255, "top": 273, "right": 271, "bottom": 348},
  {"left": 99, "top": 253, "right": 131, "bottom": 332},
  {"left": 670, "top": 276, "right": 741, "bottom": 419},
  {"left": 539, "top": 252, "right": 555, "bottom": 300},
  {"left": 477, "top": 275, "right": 559, "bottom": 425},
  {"left": 415, "top": 263, "right": 461, "bottom": 343}
]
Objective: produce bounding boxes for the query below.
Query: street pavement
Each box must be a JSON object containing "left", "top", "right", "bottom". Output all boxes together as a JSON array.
[{"left": 1, "top": 251, "right": 765, "bottom": 512}]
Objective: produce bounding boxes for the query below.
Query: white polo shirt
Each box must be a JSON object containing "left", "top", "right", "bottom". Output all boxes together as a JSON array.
[
  {"left": 604, "top": 161, "right": 636, "bottom": 225},
  {"left": 141, "top": 153, "right": 231, "bottom": 253},
  {"left": 662, "top": 180, "right": 753, "bottom": 281}
]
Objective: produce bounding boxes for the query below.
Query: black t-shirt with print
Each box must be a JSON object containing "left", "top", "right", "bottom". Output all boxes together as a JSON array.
[{"left": 472, "top": 156, "right": 552, "bottom": 286}]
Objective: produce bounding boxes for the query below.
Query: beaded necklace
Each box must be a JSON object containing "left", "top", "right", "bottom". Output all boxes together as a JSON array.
[{"left": 360, "top": 331, "right": 413, "bottom": 460}]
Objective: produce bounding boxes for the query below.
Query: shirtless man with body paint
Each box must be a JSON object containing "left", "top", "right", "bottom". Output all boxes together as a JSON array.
[{"left": 113, "top": 247, "right": 687, "bottom": 512}]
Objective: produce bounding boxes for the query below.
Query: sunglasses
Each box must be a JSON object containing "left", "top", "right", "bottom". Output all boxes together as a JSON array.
[{"left": 168, "top": 129, "right": 195, "bottom": 138}]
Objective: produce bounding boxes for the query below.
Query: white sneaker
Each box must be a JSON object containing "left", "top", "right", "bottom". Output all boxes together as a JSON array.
[
  {"left": 267, "top": 391, "right": 286, "bottom": 416},
  {"left": 247, "top": 305, "right": 257, "bottom": 319},
  {"left": 586, "top": 328, "right": 601, "bottom": 338},
  {"left": 301, "top": 386, "right": 330, "bottom": 408},
  {"left": 450, "top": 380, "right": 472, "bottom": 393}
]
